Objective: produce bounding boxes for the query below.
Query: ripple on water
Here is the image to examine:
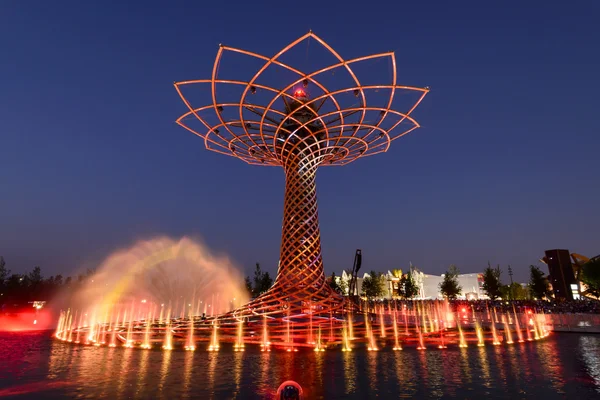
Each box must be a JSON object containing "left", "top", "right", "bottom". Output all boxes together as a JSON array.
[{"left": 1, "top": 331, "right": 600, "bottom": 399}]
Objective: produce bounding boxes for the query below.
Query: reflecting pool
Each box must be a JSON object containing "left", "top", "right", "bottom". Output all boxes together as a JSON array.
[{"left": 1, "top": 330, "right": 599, "bottom": 399}]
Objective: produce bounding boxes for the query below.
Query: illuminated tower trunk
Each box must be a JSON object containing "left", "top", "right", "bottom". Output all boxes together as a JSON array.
[
  {"left": 276, "top": 150, "right": 325, "bottom": 310},
  {"left": 173, "top": 32, "right": 430, "bottom": 331}
]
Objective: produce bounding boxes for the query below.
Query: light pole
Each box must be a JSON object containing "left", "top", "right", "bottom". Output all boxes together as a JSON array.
[{"left": 508, "top": 265, "right": 514, "bottom": 299}]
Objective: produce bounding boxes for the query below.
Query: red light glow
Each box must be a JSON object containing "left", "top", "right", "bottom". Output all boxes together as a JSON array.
[
  {"left": 294, "top": 88, "right": 306, "bottom": 98},
  {"left": 0, "top": 310, "right": 52, "bottom": 332}
]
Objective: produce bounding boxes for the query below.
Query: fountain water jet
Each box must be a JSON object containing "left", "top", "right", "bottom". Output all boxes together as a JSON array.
[
  {"left": 163, "top": 309, "right": 173, "bottom": 350},
  {"left": 142, "top": 311, "right": 152, "bottom": 349},
  {"left": 365, "top": 311, "right": 378, "bottom": 351},
  {"left": 502, "top": 314, "right": 513, "bottom": 344},
  {"left": 416, "top": 324, "right": 426, "bottom": 351},
  {"left": 260, "top": 314, "right": 270, "bottom": 352},
  {"left": 233, "top": 319, "right": 244, "bottom": 352},
  {"left": 342, "top": 322, "right": 352, "bottom": 352},
  {"left": 392, "top": 313, "right": 402, "bottom": 351},
  {"left": 314, "top": 325, "right": 325, "bottom": 352},
  {"left": 379, "top": 305, "right": 386, "bottom": 338},
  {"left": 347, "top": 312, "right": 354, "bottom": 341},
  {"left": 475, "top": 321, "right": 485, "bottom": 347},
  {"left": 208, "top": 320, "right": 219, "bottom": 351},
  {"left": 457, "top": 314, "right": 468, "bottom": 348}
]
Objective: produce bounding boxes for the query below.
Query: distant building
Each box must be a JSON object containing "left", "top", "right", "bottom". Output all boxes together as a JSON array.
[
  {"left": 419, "top": 273, "right": 443, "bottom": 299},
  {"left": 336, "top": 269, "right": 485, "bottom": 300},
  {"left": 417, "top": 272, "right": 485, "bottom": 300},
  {"left": 544, "top": 249, "right": 578, "bottom": 300},
  {"left": 458, "top": 273, "right": 486, "bottom": 300}
]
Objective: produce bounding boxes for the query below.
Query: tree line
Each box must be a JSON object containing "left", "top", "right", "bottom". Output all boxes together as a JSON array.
[
  {"left": 325, "top": 259, "right": 600, "bottom": 301},
  {"left": 328, "top": 269, "right": 419, "bottom": 299},
  {"left": 0, "top": 256, "right": 94, "bottom": 308},
  {"left": 481, "top": 263, "right": 553, "bottom": 300},
  {"left": 578, "top": 257, "right": 600, "bottom": 298},
  {"left": 481, "top": 258, "right": 600, "bottom": 301}
]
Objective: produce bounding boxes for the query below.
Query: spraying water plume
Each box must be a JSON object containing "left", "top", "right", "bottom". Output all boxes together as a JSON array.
[{"left": 64, "top": 236, "right": 249, "bottom": 319}]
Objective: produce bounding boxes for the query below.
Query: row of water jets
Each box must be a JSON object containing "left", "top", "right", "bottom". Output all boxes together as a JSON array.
[{"left": 55, "top": 300, "right": 550, "bottom": 353}]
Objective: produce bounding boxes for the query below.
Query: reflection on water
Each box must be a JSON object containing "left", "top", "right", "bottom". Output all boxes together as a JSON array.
[
  {"left": 313, "top": 351, "right": 324, "bottom": 390},
  {"left": 505, "top": 345, "right": 520, "bottom": 386},
  {"left": 518, "top": 342, "right": 534, "bottom": 384},
  {"left": 136, "top": 348, "right": 150, "bottom": 398},
  {"left": 416, "top": 349, "right": 429, "bottom": 384},
  {"left": 258, "top": 351, "right": 271, "bottom": 398},
  {"left": 233, "top": 351, "right": 242, "bottom": 397},
  {"left": 478, "top": 345, "right": 491, "bottom": 388},
  {"left": 158, "top": 348, "right": 172, "bottom": 397},
  {"left": 538, "top": 338, "right": 565, "bottom": 394},
  {"left": 580, "top": 336, "right": 600, "bottom": 393},
  {"left": 424, "top": 352, "right": 444, "bottom": 398},
  {"left": 343, "top": 351, "right": 357, "bottom": 395},
  {"left": 118, "top": 347, "right": 133, "bottom": 397},
  {"left": 366, "top": 351, "right": 378, "bottom": 393},
  {"left": 1, "top": 331, "right": 600, "bottom": 399},
  {"left": 492, "top": 345, "right": 507, "bottom": 391},
  {"left": 394, "top": 352, "right": 416, "bottom": 398},
  {"left": 459, "top": 347, "right": 472, "bottom": 387},
  {"left": 207, "top": 351, "right": 217, "bottom": 396}
]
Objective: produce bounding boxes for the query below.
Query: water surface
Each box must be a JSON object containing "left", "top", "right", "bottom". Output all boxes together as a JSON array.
[{"left": 1, "top": 331, "right": 599, "bottom": 399}]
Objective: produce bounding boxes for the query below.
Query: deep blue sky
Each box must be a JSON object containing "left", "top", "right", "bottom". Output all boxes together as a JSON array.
[{"left": 1, "top": 1, "right": 598, "bottom": 282}]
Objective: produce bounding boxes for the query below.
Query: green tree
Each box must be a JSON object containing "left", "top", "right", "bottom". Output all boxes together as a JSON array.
[
  {"left": 482, "top": 263, "right": 503, "bottom": 300},
  {"left": 0, "top": 256, "right": 8, "bottom": 282},
  {"left": 252, "top": 263, "right": 263, "bottom": 296},
  {"left": 260, "top": 271, "right": 273, "bottom": 293},
  {"left": 252, "top": 263, "right": 273, "bottom": 297},
  {"left": 5, "top": 274, "right": 24, "bottom": 301},
  {"left": 29, "top": 266, "right": 42, "bottom": 284},
  {"left": 328, "top": 272, "right": 342, "bottom": 294},
  {"left": 0, "top": 257, "right": 9, "bottom": 296},
  {"left": 580, "top": 257, "right": 600, "bottom": 298},
  {"left": 400, "top": 271, "right": 419, "bottom": 299},
  {"left": 339, "top": 272, "right": 349, "bottom": 295},
  {"left": 500, "top": 282, "right": 530, "bottom": 300},
  {"left": 361, "top": 271, "right": 386, "bottom": 299},
  {"left": 54, "top": 274, "right": 64, "bottom": 286},
  {"left": 528, "top": 265, "right": 551, "bottom": 300},
  {"left": 510, "top": 282, "right": 530, "bottom": 300},
  {"left": 439, "top": 265, "right": 462, "bottom": 300},
  {"left": 244, "top": 276, "right": 253, "bottom": 296}
]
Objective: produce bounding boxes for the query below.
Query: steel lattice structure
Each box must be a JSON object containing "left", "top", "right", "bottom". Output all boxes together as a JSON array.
[{"left": 174, "top": 32, "right": 429, "bottom": 324}]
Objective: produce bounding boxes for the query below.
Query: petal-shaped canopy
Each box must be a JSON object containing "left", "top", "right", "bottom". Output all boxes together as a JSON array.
[{"left": 174, "top": 32, "right": 429, "bottom": 167}]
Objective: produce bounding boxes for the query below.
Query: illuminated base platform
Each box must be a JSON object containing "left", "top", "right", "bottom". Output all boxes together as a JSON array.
[{"left": 55, "top": 303, "right": 550, "bottom": 352}]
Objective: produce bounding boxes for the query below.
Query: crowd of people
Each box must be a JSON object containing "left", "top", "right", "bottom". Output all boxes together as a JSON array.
[
  {"left": 451, "top": 299, "right": 600, "bottom": 314},
  {"left": 361, "top": 298, "right": 600, "bottom": 314}
]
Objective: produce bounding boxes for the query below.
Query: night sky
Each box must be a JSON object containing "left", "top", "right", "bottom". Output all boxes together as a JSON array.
[{"left": 1, "top": 1, "right": 598, "bottom": 282}]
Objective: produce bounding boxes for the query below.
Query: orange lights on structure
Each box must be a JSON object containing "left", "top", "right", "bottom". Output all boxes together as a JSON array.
[
  {"left": 173, "top": 31, "right": 429, "bottom": 331},
  {"left": 293, "top": 88, "right": 306, "bottom": 98},
  {"left": 0, "top": 31, "right": 434, "bottom": 350},
  {"left": 174, "top": 31, "right": 428, "bottom": 167}
]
